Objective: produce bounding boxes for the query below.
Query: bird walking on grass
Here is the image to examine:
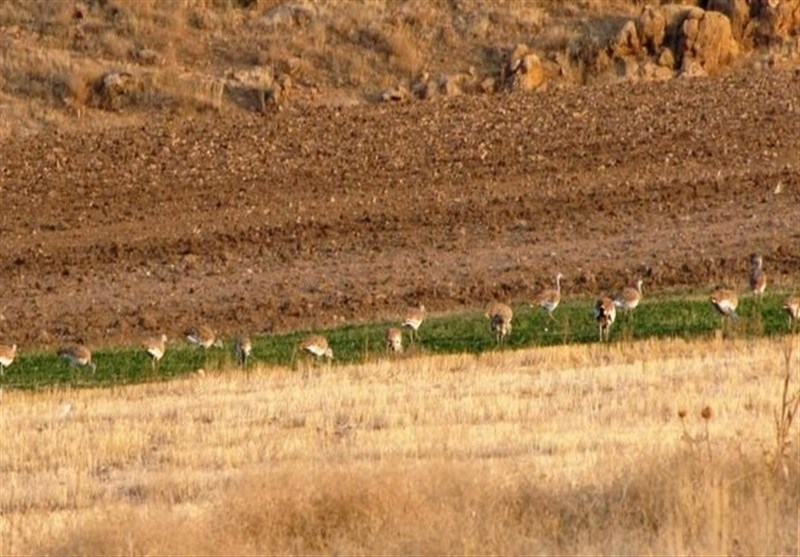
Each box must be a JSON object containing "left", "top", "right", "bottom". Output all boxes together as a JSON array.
[
  {"left": 385, "top": 327, "right": 403, "bottom": 354},
  {"left": 236, "top": 335, "right": 252, "bottom": 367},
  {"left": 486, "top": 302, "right": 513, "bottom": 345},
  {"left": 533, "top": 273, "right": 563, "bottom": 322},
  {"left": 402, "top": 304, "right": 426, "bottom": 344},
  {"left": 613, "top": 279, "right": 643, "bottom": 316},
  {"left": 300, "top": 335, "right": 333, "bottom": 360},
  {"left": 594, "top": 297, "right": 617, "bottom": 342},
  {"left": 185, "top": 325, "right": 223, "bottom": 349},
  {"left": 143, "top": 334, "right": 167, "bottom": 371},
  {"left": 58, "top": 345, "right": 96, "bottom": 374},
  {"left": 710, "top": 288, "right": 739, "bottom": 334},
  {"left": 749, "top": 254, "right": 767, "bottom": 300},
  {"left": 0, "top": 344, "right": 16, "bottom": 376},
  {"left": 784, "top": 296, "right": 799, "bottom": 328}
]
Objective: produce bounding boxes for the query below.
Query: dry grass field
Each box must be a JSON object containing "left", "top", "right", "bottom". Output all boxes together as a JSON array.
[{"left": 1, "top": 335, "right": 798, "bottom": 555}]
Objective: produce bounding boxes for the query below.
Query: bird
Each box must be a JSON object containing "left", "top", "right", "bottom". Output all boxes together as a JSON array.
[
  {"left": 533, "top": 272, "right": 563, "bottom": 321},
  {"left": 58, "top": 345, "right": 96, "bottom": 373},
  {"left": 784, "top": 296, "right": 799, "bottom": 326},
  {"left": 486, "top": 302, "right": 513, "bottom": 344},
  {"left": 185, "top": 325, "right": 222, "bottom": 349},
  {"left": 385, "top": 327, "right": 403, "bottom": 353},
  {"left": 613, "top": 279, "right": 643, "bottom": 315},
  {"left": 0, "top": 344, "right": 16, "bottom": 376},
  {"left": 402, "top": 304, "right": 426, "bottom": 343},
  {"left": 710, "top": 289, "right": 739, "bottom": 322},
  {"left": 236, "top": 335, "right": 252, "bottom": 367},
  {"left": 594, "top": 297, "right": 617, "bottom": 342},
  {"left": 143, "top": 334, "right": 167, "bottom": 371},
  {"left": 300, "top": 335, "right": 333, "bottom": 359},
  {"left": 749, "top": 254, "right": 767, "bottom": 299}
]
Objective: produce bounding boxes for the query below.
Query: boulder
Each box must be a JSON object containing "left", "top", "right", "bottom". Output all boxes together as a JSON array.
[
  {"left": 610, "top": 19, "right": 641, "bottom": 57},
  {"left": 706, "top": 0, "right": 751, "bottom": 41},
  {"left": 746, "top": 0, "right": 800, "bottom": 46},
  {"left": 678, "top": 10, "right": 739, "bottom": 75}
]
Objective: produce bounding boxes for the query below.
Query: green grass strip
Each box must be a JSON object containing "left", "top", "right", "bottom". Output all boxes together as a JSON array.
[{"left": 1, "top": 293, "right": 795, "bottom": 390}]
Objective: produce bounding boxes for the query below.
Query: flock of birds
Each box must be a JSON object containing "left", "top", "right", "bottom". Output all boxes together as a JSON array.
[{"left": 0, "top": 254, "right": 797, "bottom": 377}]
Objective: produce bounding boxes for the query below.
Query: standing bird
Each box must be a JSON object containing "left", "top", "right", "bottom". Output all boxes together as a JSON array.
[
  {"left": 594, "top": 297, "right": 617, "bottom": 342},
  {"left": 749, "top": 254, "right": 767, "bottom": 299},
  {"left": 0, "top": 344, "right": 17, "bottom": 376},
  {"left": 613, "top": 279, "right": 643, "bottom": 316},
  {"left": 486, "top": 302, "right": 513, "bottom": 344},
  {"left": 533, "top": 273, "right": 563, "bottom": 321},
  {"left": 783, "top": 296, "right": 799, "bottom": 327},
  {"left": 236, "top": 335, "right": 252, "bottom": 367},
  {"left": 185, "top": 325, "right": 223, "bottom": 349},
  {"left": 385, "top": 327, "right": 403, "bottom": 353},
  {"left": 402, "top": 304, "right": 426, "bottom": 343},
  {"left": 300, "top": 335, "right": 333, "bottom": 360},
  {"left": 143, "top": 334, "right": 167, "bottom": 371},
  {"left": 710, "top": 289, "right": 739, "bottom": 323},
  {"left": 58, "top": 345, "right": 97, "bottom": 374}
]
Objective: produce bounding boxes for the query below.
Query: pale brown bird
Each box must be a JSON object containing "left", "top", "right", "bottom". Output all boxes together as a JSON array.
[
  {"left": 236, "top": 335, "right": 252, "bottom": 367},
  {"left": 594, "top": 297, "right": 616, "bottom": 342},
  {"left": 402, "top": 304, "right": 426, "bottom": 343},
  {"left": 533, "top": 273, "right": 563, "bottom": 321},
  {"left": 185, "top": 325, "right": 222, "bottom": 349},
  {"left": 783, "top": 296, "right": 799, "bottom": 326},
  {"left": 710, "top": 289, "right": 739, "bottom": 321},
  {"left": 58, "top": 345, "right": 96, "bottom": 373},
  {"left": 749, "top": 254, "right": 767, "bottom": 299},
  {"left": 143, "top": 334, "right": 167, "bottom": 371},
  {"left": 385, "top": 327, "right": 403, "bottom": 353},
  {"left": 613, "top": 279, "right": 643, "bottom": 315},
  {"left": 0, "top": 344, "right": 17, "bottom": 376},
  {"left": 300, "top": 335, "right": 333, "bottom": 359},
  {"left": 486, "top": 302, "right": 513, "bottom": 344}
]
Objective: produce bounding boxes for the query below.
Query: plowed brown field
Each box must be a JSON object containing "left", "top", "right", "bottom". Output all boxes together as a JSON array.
[{"left": 1, "top": 69, "right": 799, "bottom": 347}]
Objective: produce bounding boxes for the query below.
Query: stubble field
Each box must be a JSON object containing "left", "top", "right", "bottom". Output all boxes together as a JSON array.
[{"left": 1, "top": 336, "right": 798, "bottom": 554}]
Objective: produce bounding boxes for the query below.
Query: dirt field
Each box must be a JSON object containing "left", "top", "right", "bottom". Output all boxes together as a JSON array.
[{"left": 1, "top": 68, "right": 799, "bottom": 347}]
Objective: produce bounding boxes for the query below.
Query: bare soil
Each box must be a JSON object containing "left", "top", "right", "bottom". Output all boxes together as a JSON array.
[{"left": 1, "top": 69, "right": 799, "bottom": 347}]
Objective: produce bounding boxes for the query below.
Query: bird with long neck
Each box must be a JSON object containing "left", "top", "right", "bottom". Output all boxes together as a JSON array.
[
  {"left": 749, "top": 254, "right": 766, "bottom": 300},
  {"left": 402, "top": 304, "right": 426, "bottom": 343},
  {"left": 614, "top": 279, "right": 643, "bottom": 316},
  {"left": 533, "top": 273, "right": 563, "bottom": 322}
]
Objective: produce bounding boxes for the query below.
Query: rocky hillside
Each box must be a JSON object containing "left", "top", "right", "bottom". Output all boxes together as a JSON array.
[{"left": 1, "top": 0, "right": 798, "bottom": 138}]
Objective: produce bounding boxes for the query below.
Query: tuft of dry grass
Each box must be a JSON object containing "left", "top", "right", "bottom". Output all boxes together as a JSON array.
[{"left": 1, "top": 336, "right": 798, "bottom": 554}]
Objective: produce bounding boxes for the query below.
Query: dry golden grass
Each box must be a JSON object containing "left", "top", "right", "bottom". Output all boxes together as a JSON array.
[{"left": 1, "top": 336, "right": 798, "bottom": 555}]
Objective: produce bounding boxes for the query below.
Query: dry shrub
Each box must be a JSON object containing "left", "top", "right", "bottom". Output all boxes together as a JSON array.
[
  {"left": 45, "top": 449, "right": 799, "bottom": 555},
  {"left": 385, "top": 26, "right": 425, "bottom": 76}
]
